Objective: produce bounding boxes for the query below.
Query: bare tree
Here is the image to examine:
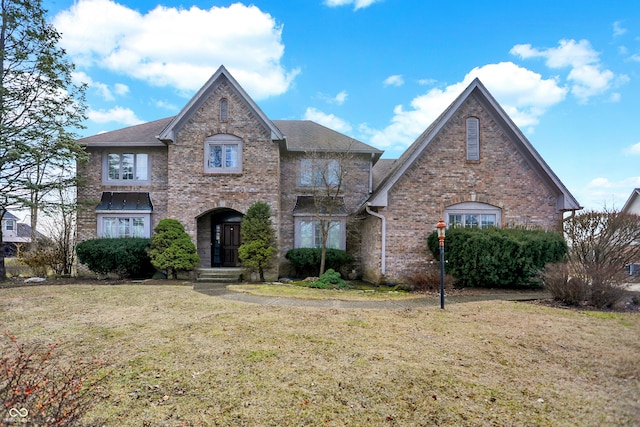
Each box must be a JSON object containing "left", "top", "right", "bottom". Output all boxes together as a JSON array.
[{"left": 303, "top": 149, "right": 353, "bottom": 275}]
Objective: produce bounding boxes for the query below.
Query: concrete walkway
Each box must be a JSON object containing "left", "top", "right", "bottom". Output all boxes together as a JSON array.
[{"left": 194, "top": 283, "right": 550, "bottom": 309}]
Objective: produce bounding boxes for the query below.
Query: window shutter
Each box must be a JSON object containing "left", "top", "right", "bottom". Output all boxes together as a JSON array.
[{"left": 466, "top": 117, "right": 479, "bottom": 160}]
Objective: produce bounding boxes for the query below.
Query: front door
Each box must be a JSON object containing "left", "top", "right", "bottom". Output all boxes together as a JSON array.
[{"left": 212, "top": 222, "right": 241, "bottom": 267}]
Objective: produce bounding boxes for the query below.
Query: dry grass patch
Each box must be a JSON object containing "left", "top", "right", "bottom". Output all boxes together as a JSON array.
[
  {"left": 229, "top": 283, "right": 422, "bottom": 301},
  {"left": 1, "top": 284, "right": 638, "bottom": 426}
]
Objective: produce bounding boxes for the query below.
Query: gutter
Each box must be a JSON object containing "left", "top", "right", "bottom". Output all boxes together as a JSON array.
[{"left": 365, "top": 204, "right": 386, "bottom": 275}]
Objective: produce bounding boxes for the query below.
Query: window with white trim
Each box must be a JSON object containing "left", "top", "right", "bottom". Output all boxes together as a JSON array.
[
  {"left": 204, "top": 134, "right": 242, "bottom": 174},
  {"left": 295, "top": 218, "right": 344, "bottom": 249},
  {"left": 3, "top": 219, "right": 15, "bottom": 231},
  {"left": 300, "top": 158, "right": 340, "bottom": 187},
  {"left": 446, "top": 201, "right": 501, "bottom": 229},
  {"left": 104, "top": 152, "right": 149, "bottom": 184},
  {"left": 98, "top": 214, "right": 151, "bottom": 238},
  {"left": 466, "top": 117, "right": 480, "bottom": 161}
]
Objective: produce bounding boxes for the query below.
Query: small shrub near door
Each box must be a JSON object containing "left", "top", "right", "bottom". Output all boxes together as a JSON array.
[
  {"left": 76, "top": 238, "right": 154, "bottom": 279},
  {"left": 285, "top": 248, "right": 353, "bottom": 278},
  {"left": 148, "top": 219, "right": 200, "bottom": 279}
]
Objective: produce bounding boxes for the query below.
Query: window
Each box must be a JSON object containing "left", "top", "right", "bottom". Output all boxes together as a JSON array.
[
  {"left": 446, "top": 201, "right": 501, "bottom": 229},
  {"left": 204, "top": 134, "right": 242, "bottom": 174},
  {"left": 104, "top": 152, "right": 149, "bottom": 184},
  {"left": 220, "top": 98, "right": 229, "bottom": 122},
  {"left": 98, "top": 215, "right": 150, "bottom": 238},
  {"left": 466, "top": 117, "right": 479, "bottom": 161},
  {"left": 296, "top": 219, "right": 344, "bottom": 249},
  {"left": 3, "top": 220, "right": 15, "bottom": 231},
  {"left": 300, "top": 158, "right": 340, "bottom": 187}
]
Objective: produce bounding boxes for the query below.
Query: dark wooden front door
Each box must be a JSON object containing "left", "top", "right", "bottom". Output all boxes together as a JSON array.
[{"left": 212, "top": 222, "right": 241, "bottom": 267}]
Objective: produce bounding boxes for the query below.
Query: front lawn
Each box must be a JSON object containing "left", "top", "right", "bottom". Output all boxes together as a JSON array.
[{"left": 1, "top": 284, "right": 638, "bottom": 426}]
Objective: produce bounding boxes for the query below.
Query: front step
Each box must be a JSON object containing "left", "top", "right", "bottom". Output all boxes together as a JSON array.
[{"left": 195, "top": 268, "right": 242, "bottom": 287}]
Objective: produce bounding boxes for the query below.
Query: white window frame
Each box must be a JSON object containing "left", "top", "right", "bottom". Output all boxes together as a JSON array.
[
  {"left": 445, "top": 201, "right": 501, "bottom": 229},
  {"left": 466, "top": 116, "right": 480, "bottom": 161},
  {"left": 300, "top": 158, "right": 340, "bottom": 187},
  {"left": 204, "top": 134, "right": 242, "bottom": 174},
  {"left": 97, "top": 213, "right": 151, "bottom": 238},
  {"left": 3, "top": 219, "right": 15, "bottom": 231},
  {"left": 102, "top": 151, "right": 150, "bottom": 185},
  {"left": 294, "top": 217, "right": 346, "bottom": 250}
]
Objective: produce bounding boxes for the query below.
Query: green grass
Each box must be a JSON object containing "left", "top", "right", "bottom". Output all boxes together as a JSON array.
[
  {"left": 1, "top": 284, "right": 639, "bottom": 426},
  {"left": 230, "top": 283, "right": 420, "bottom": 300}
]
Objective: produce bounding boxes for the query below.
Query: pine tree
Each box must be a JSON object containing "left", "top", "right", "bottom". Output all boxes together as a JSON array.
[
  {"left": 148, "top": 219, "right": 200, "bottom": 279},
  {"left": 238, "top": 201, "right": 276, "bottom": 282}
]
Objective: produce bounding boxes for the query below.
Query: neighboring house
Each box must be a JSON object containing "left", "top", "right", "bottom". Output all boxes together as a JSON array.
[
  {"left": 1, "top": 211, "right": 39, "bottom": 257},
  {"left": 622, "top": 188, "right": 640, "bottom": 216},
  {"left": 76, "top": 65, "right": 581, "bottom": 283}
]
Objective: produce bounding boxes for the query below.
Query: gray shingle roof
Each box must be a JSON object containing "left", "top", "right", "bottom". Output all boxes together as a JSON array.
[
  {"left": 79, "top": 117, "right": 174, "bottom": 147},
  {"left": 274, "top": 120, "right": 382, "bottom": 160}
]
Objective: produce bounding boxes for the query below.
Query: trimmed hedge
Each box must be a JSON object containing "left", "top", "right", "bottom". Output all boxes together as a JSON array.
[
  {"left": 427, "top": 228, "right": 567, "bottom": 288},
  {"left": 76, "top": 238, "right": 155, "bottom": 279},
  {"left": 285, "top": 248, "right": 352, "bottom": 278}
]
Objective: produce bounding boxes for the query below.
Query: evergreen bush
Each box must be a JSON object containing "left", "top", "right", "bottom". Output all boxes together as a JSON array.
[
  {"left": 427, "top": 227, "right": 567, "bottom": 288},
  {"left": 148, "top": 219, "right": 200, "bottom": 279},
  {"left": 76, "top": 238, "right": 154, "bottom": 278}
]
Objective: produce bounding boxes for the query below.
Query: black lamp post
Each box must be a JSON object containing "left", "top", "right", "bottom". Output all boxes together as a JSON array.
[{"left": 436, "top": 219, "right": 446, "bottom": 309}]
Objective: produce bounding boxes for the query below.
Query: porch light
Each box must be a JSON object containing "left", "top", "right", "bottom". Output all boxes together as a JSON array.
[{"left": 436, "top": 219, "right": 446, "bottom": 309}]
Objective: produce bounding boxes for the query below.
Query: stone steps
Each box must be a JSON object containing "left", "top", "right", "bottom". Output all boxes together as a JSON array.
[{"left": 194, "top": 268, "right": 242, "bottom": 288}]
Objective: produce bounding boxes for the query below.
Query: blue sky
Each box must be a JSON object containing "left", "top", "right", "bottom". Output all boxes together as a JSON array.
[{"left": 43, "top": 0, "right": 640, "bottom": 210}]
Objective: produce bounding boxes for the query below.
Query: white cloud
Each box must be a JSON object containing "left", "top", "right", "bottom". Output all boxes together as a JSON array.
[
  {"left": 72, "top": 71, "right": 129, "bottom": 101},
  {"left": 613, "top": 21, "right": 627, "bottom": 37},
  {"left": 88, "top": 106, "right": 144, "bottom": 125},
  {"left": 383, "top": 74, "right": 404, "bottom": 87},
  {"left": 579, "top": 176, "right": 640, "bottom": 209},
  {"left": 624, "top": 142, "right": 640, "bottom": 155},
  {"left": 304, "top": 107, "right": 352, "bottom": 133},
  {"left": 333, "top": 90, "right": 348, "bottom": 105},
  {"left": 53, "top": 0, "right": 300, "bottom": 100},
  {"left": 363, "top": 62, "right": 567, "bottom": 151},
  {"left": 324, "top": 0, "right": 382, "bottom": 10},
  {"left": 510, "top": 39, "right": 616, "bottom": 103}
]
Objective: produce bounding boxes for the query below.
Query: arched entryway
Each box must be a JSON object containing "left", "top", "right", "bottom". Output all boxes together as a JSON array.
[{"left": 196, "top": 208, "right": 243, "bottom": 268}]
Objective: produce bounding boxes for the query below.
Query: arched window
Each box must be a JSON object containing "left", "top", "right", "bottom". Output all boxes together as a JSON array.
[
  {"left": 445, "top": 201, "right": 501, "bottom": 229},
  {"left": 219, "top": 98, "right": 229, "bottom": 122},
  {"left": 466, "top": 117, "right": 479, "bottom": 161}
]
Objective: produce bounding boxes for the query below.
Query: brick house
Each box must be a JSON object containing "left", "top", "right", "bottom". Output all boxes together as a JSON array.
[{"left": 76, "top": 65, "right": 580, "bottom": 282}]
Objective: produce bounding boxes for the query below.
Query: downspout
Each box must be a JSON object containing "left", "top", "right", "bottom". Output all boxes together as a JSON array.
[{"left": 365, "top": 204, "right": 386, "bottom": 275}]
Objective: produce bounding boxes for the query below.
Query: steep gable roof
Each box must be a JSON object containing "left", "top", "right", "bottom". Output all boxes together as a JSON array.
[
  {"left": 368, "top": 78, "right": 582, "bottom": 212},
  {"left": 157, "top": 65, "right": 283, "bottom": 143},
  {"left": 274, "top": 120, "right": 382, "bottom": 162},
  {"left": 622, "top": 188, "right": 640, "bottom": 214}
]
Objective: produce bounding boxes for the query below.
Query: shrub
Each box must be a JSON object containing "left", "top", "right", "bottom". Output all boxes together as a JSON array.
[
  {"left": 148, "top": 219, "right": 200, "bottom": 279},
  {"left": 239, "top": 202, "right": 277, "bottom": 281},
  {"left": 402, "top": 264, "right": 455, "bottom": 292},
  {"left": 540, "top": 262, "right": 630, "bottom": 309},
  {"left": 427, "top": 227, "right": 567, "bottom": 288},
  {"left": 76, "top": 238, "right": 154, "bottom": 279},
  {"left": 285, "top": 248, "right": 352, "bottom": 278},
  {"left": 0, "top": 332, "right": 108, "bottom": 426}
]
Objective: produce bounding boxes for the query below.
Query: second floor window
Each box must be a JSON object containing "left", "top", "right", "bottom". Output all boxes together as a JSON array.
[
  {"left": 106, "top": 152, "right": 149, "bottom": 183},
  {"left": 300, "top": 158, "right": 341, "bottom": 187},
  {"left": 204, "top": 134, "right": 243, "bottom": 174},
  {"left": 3, "top": 220, "right": 15, "bottom": 231}
]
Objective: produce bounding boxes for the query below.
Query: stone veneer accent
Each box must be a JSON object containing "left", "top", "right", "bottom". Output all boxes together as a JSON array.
[{"left": 361, "top": 92, "right": 563, "bottom": 283}]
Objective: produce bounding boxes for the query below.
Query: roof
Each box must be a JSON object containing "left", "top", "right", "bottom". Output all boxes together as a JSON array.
[
  {"left": 79, "top": 117, "right": 173, "bottom": 147},
  {"left": 1, "top": 210, "right": 19, "bottom": 220},
  {"left": 96, "top": 192, "right": 153, "bottom": 212},
  {"left": 293, "top": 196, "right": 348, "bottom": 216},
  {"left": 274, "top": 120, "right": 383, "bottom": 162},
  {"left": 622, "top": 188, "right": 640, "bottom": 214},
  {"left": 372, "top": 159, "right": 395, "bottom": 190},
  {"left": 158, "top": 65, "right": 283, "bottom": 143},
  {"left": 368, "top": 78, "right": 582, "bottom": 212}
]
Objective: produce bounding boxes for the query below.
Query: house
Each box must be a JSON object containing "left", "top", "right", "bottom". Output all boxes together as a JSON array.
[
  {"left": 76, "top": 65, "right": 581, "bottom": 283},
  {"left": 1, "top": 211, "right": 39, "bottom": 257}
]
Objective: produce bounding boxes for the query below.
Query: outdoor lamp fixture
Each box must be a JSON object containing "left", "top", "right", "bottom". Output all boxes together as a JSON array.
[{"left": 436, "top": 219, "right": 446, "bottom": 309}]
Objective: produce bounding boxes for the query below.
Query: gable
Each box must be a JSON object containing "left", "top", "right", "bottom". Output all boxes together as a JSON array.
[
  {"left": 157, "top": 65, "right": 283, "bottom": 144},
  {"left": 368, "top": 78, "right": 581, "bottom": 212}
]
